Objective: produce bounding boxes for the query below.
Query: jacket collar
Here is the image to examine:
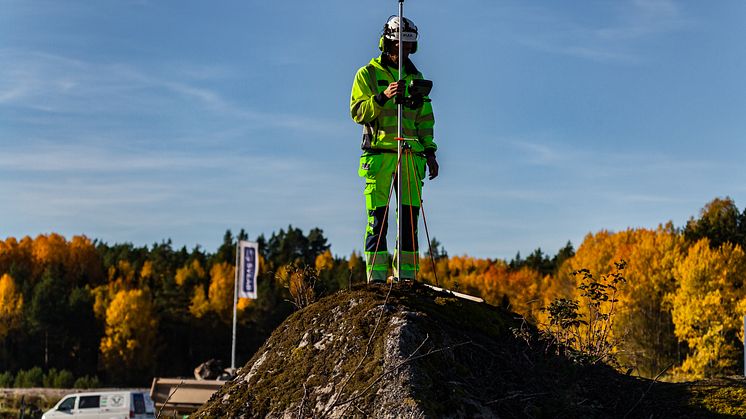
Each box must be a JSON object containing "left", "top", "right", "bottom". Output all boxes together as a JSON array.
[{"left": 373, "top": 55, "right": 419, "bottom": 76}]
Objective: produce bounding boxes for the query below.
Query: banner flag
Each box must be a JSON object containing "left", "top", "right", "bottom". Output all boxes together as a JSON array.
[{"left": 237, "top": 241, "right": 259, "bottom": 299}]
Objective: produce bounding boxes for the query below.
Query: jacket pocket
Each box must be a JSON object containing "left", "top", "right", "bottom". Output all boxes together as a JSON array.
[{"left": 358, "top": 154, "right": 382, "bottom": 179}]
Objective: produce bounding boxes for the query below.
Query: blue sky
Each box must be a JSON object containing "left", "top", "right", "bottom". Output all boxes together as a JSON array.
[{"left": 2, "top": 0, "right": 745, "bottom": 259}]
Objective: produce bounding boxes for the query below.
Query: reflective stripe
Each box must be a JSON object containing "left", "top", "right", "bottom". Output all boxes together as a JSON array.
[
  {"left": 417, "top": 113, "right": 435, "bottom": 123},
  {"left": 364, "top": 64, "right": 378, "bottom": 92},
  {"left": 393, "top": 250, "right": 419, "bottom": 280},
  {"left": 358, "top": 57, "right": 435, "bottom": 153},
  {"left": 399, "top": 251, "right": 419, "bottom": 266},
  {"left": 379, "top": 120, "right": 418, "bottom": 130},
  {"left": 365, "top": 251, "right": 389, "bottom": 282},
  {"left": 368, "top": 269, "right": 387, "bottom": 282},
  {"left": 404, "top": 110, "right": 418, "bottom": 120},
  {"left": 365, "top": 251, "right": 389, "bottom": 267}
]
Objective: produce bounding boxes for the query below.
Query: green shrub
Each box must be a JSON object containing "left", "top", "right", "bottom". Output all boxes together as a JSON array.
[
  {"left": 0, "top": 371, "right": 14, "bottom": 387},
  {"left": 42, "top": 368, "right": 58, "bottom": 387},
  {"left": 54, "top": 370, "right": 75, "bottom": 388},
  {"left": 13, "top": 367, "right": 44, "bottom": 388},
  {"left": 73, "top": 375, "right": 100, "bottom": 389}
]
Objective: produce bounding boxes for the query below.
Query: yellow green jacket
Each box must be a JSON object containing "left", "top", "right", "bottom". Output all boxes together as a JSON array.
[{"left": 350, "top": 56, "right": 436, "bottom": 155}]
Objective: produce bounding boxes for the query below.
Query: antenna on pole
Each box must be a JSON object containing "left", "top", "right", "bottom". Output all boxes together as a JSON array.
[
  {"left": 396, "top": 0, "right": 404, "bottom": 282},
  {"left": 231, "top": 240, "right": 239, "bottom": 370}
]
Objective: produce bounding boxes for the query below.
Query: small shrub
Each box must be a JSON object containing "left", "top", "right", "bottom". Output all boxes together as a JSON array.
[
  {"left": 540, "top": 260, "right": 627, "bottom": 366},
  {"left": 14, "top": 367, "right": 44, "bottom": 388},
  {"left": 0, "top": 371, "right": 14, "bottom": 387},
  {"left": 42, "top": 368, "right": 58, "bottom": 388},
  {"left": 53, "top": 370, "right": 75, "bottom": 388},
  {"left": 73, "top": 375, "right": 100, "bottom": 389},
  {"left": 276, "top": 264, "right": 318, "bottom": 309}
]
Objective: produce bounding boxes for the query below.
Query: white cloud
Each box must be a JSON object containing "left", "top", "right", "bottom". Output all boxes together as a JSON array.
[
  {"left": 0, "top": 49, "right": 345, "bottom": 136},
  {"left": 514, "top": 0, "right": 691, "bottom": 63},
  {"left": 597, "top": 0, "right": 687, "bottom": 40}
]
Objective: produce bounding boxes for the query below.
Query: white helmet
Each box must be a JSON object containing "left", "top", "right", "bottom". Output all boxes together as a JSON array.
[
  {"left": 383, "top": 16, "right": 418, "bottom": 42},
  {"left": 380, "top": 16, "right": 418, "bottom": 53}
]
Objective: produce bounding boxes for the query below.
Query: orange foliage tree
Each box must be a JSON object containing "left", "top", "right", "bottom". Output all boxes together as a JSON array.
[
  {"left": 558, "top": 225, "right": 682, "bottom": 377},
  {"left": 0, "top": 273, "right": 24, "bottom": 339}
]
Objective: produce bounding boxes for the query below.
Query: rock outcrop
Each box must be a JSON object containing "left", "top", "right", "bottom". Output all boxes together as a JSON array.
[{"left": 193, "top": 283, "right": 746, "bottom": 418}]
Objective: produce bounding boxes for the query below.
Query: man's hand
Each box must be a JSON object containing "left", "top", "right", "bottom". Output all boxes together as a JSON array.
[
  {"left": 384, "top": 81, "right": 405, "bottom": 99},
  {"left": 426, "top": 155, "right": 439, "bottom": 180}
]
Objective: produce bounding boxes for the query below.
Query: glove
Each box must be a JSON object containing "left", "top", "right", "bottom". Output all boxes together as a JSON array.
[{"left": 426, "top": 154, "right": 439, "bottom": 180}]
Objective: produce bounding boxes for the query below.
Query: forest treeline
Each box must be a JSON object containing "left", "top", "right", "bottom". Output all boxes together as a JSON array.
[{"left": 1, "top": 197, "right": 746, "bottom": 386}]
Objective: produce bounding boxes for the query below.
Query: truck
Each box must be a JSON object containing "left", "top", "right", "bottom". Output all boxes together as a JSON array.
[{"left": 149, "top": 378, "right": 223, "bottom": 416}]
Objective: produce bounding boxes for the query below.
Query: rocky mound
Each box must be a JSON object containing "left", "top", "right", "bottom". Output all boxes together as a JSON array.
[{"left": 193, "top": 283, "right": 746, "bottom": 418}]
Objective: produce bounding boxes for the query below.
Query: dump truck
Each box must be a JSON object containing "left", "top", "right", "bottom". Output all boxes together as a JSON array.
[{"left": 149, "top": 378, "right": 223, "bottom": 416}]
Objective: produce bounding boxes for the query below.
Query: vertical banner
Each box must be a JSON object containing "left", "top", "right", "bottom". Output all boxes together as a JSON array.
[{"left": 237, "top": 241, "right": 259, "bottom": 299}]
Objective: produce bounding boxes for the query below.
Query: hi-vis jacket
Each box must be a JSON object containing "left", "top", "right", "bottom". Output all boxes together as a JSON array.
[{"left": 350, "top": 56, "right": 436, "bottom": 155}]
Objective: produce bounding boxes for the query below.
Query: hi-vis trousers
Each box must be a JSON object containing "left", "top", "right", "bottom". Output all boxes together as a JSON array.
[{"left": 359, "top": 151, "right": 426, "bottom": 282}]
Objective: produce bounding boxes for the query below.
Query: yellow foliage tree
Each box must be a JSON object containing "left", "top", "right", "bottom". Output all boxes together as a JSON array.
[
  {"left": 315, "top": 250, "right": 334, "bottom": 273},
  {"left": 0, "top": 274, "right": 23, "bottom": 339},
  {"left": 208, "top": 262, "right": 235, "bottom": 322},
  {"left": 189, "top": 286, "right": 211, "bottom": 318},
  {"left": 670, "top": 239, "right": 746, "bottom": 379},
  {"left": 140, "top": 260, "right": 154, "bottom": 280},
  {"left": 617, "top": 225, "right": 682, "bottom": 376},
  {"left": 348, "top": 251, "right": 363, "bottom": 272},
  {"left": 558, "top": 226, "right": 683, "bottom": 377},
  {"left": 190, "top": 262, "right": 252, "bottom": 319},
  {"left": 100, "top": 289, "right": 158, "bottom": 380},
  {"left": 175, "top": 259, "right": 206, "bottom": 287}
]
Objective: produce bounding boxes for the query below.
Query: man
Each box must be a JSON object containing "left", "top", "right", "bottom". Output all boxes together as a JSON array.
[{"left": 350, "top": 16, "right": 439, "bottom": 283}]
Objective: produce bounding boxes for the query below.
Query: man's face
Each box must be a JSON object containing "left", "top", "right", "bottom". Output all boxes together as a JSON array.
[{"left": 388, "top": 41, "right": 415, "bottom": 64}]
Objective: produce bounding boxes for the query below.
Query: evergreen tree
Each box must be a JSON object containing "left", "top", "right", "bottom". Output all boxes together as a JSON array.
[{"left": 684, "top": 197, "right": 744, "bottom": 249}]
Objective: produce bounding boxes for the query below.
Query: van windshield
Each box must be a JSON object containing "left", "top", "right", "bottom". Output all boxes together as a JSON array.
[{"left": 58, "top": 396, "right": 75, "bottom": 411}]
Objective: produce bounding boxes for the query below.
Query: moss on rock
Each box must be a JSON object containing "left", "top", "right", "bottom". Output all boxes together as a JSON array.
[{"left": 192, "top": 283, "right": 746, "bottom": 418}]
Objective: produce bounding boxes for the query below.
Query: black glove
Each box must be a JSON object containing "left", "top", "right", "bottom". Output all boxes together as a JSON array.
[{"left": 426, "top": 154, "right": 439, "bottom": 180}]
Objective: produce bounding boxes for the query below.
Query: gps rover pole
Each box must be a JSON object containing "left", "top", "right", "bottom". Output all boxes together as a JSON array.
[{"left": 396, "top": 0, "right": 404, "bottom": 282}]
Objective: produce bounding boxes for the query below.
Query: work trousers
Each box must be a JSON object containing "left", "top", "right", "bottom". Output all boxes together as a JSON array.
[{"left": 358, "top": 151, "right": 426, "bottom": 282}]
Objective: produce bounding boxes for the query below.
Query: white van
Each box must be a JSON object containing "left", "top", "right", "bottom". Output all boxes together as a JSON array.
[{"left": 42, "top": 390, "right": 155, "bottom": 419}]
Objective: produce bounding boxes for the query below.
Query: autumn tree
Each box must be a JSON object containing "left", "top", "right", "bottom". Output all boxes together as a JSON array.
[
  {"left": 174, "top": 258, "right": 207, "bottom": 288},
  {"left": 616, "top": 225, "right": 681, "bottom": 377},
  {"left": 670, "top": 239, "right": 746, "bottom": 379},
  {"left": 0, "top": 274, "right": 23, "bottom": 339},
  {"left": 559, "top": 227, "right": 682, "bottom": 377},
  {"left": 348, "top": 251, "right": 366, "bottom": 285},
  {"left": 207, "top": 262, "right": 235, "bottom": 322},
  {"left": 100, "top": 289, "right": 158, "bottom": 384}
]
